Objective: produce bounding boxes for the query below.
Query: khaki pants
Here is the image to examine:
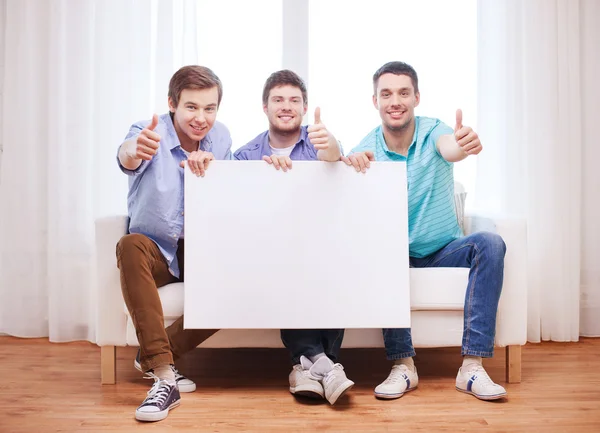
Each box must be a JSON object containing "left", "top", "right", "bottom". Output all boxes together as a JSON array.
[{"left": 116, "top": 233, "right": 217, "bottom": 372}]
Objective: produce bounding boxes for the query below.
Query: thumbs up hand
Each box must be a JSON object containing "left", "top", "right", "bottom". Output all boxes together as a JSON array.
[
  {"left": 454, "top": 109, "right": 463, "bottom": 134},
  {"left": 129, "top": 114, "right": 161, "bottom": 161},
  {"left": 453, "top": 109, "right": 482, "bottom": 156},
  {"left": 307, "top": 107, "right": 331, "bottom": 150}
]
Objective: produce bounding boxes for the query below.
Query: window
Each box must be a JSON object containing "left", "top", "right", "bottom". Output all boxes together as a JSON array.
[
  {"left": 308, "top": 0, "right": 478, "bottom": 201},
  {"left": 150, "top": 0, "right": 282, "bottom": 150},
  {"left": 148, "top": 0, "right": 478, "bottom": 200},
  {"left": 193, "top": 0, "right": 282, "bottom": 149}
]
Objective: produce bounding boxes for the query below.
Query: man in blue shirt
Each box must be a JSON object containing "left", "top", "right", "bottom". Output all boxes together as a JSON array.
[
  {"left": 116, "top": 65, "right": 232, "bottom": 422},
  {"left": 235, "top": 70, "right": 353, "bottom": 405},
  {"left": 343, "top": 62, "right": 507, "bottom": 402}
]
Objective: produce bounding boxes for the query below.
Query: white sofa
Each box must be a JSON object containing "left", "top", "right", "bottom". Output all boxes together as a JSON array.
[{"left": 96, "top": 212, "right": 527, "bottom": 385}]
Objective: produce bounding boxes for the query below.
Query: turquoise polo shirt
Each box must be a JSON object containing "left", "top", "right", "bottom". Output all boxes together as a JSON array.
[{"left": 349, "top": 116, "right": 462, "bottom": 258}]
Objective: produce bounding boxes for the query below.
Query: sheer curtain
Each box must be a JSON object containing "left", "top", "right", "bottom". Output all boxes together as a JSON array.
[
  {"left": 3, "top": 0, "right": 598, "bottom": 343},
  {"left": 477, "top": 0, "right": 600, "bottom": 341},
  {"left": 579, "top": 0, "right": 600, "bottom": 337},
  {"left": 0, "top": 0, "right": 200, "bottom": 342},
  {"left": 0, "top": 0, "right": 282, "bottom": 342}
]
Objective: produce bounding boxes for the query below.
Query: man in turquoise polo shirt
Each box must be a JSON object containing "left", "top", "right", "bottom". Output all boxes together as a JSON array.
[
  {"left": 343, "top": 61, "right": 507, "bottom": 402},
  {"left": 235, "top": 70, "right": 353, "bottom": 406}
]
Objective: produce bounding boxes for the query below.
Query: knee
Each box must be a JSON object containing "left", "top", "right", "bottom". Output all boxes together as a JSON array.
[
  {"left": 471, "top": 232, "right": 506, "bottom": 257},
  {"left": 116, "top": 233, "right": 151, "bottom": 258}
]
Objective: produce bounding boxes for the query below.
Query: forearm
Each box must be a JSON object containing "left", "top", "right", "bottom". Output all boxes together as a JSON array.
[
  {"left": 437, "top": 134, "right": 468, "bottom": 163},
  {"left": 118, "top": 138, "right": 143, "bottom": 170},
  {"left": 317, "top": 133, "right": 342, "bottom": 162}
]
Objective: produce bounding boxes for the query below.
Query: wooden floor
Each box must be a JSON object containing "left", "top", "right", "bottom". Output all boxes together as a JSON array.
[{"left": 1, "top": 337, "right": 599, "bottom": 433}]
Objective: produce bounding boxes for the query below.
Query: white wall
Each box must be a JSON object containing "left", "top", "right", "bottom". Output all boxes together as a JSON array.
[
  {"left": 0, "top": 0, "right": 5, "bottom": 174},
  {"left": 579, "top": 0, "right": 600, "bottom": 336}
]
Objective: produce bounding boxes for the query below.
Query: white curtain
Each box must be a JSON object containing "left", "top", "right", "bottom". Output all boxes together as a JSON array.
[
  {"left": 0, "top": 0, "right": 199, "bottom": 342},
  {"left": 477, "top": 0, "right": 600, "bottom": 341},
  {"left": 2, "top": 0, "right": 598, "bottom": 343},
  {"left": 578, "top": 0, "right": 600, "bottom": 338}
]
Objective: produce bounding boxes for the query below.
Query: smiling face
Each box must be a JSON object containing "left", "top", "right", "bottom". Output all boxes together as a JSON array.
[
  {"left": 169, "top": 87, "right": 219, "bottom": 149},
  {"left": 263, "top": 85, "right": 307, "bottom": 134},
  {"left": 373, "top": 73, "right": 420, "bottom": 132}
]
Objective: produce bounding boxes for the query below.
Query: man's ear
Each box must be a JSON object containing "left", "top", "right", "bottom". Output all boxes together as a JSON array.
[
  {"left": 372, "top": 94, "right": 379, "bottom": 110},
  {"left": 415, "top": 91, "right": 421, "bottom": 108},
  {"left": 168, "top": 97, "right": 176, "bottom": 113},
  {"left": 263, "top": 104, "right": 269, "bottom": 115},
  {"left": 303, "top": 104, "right": 308, "bottom": 116}
]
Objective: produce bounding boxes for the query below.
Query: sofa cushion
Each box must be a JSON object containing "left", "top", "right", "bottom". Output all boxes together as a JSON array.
[
  {"left": 124, "top": 267, "right": 469, "bottom": 321},
  {"left": 125, "top": 311, "right": 466, "bottom": 348},
  {"left": 410, "top": 268, "right": 469, "bottom": 310}
]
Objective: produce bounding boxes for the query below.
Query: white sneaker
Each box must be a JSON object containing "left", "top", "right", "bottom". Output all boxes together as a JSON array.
[
  {"left": 455, "top": 365, "right": 507, "bottom": 400},
  {"left": 374, "top": 364, "right": 418, "bottom": 399},
  {"left": 289, "top": 356, "right": 324, "bottom": 399},
  {"left": 309, "top": 357, "right": 354, "bottom": 405}
]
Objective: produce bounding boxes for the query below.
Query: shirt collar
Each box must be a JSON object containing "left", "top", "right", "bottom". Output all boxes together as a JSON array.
[
  {"left": 378, "top": 119, "right": 418, "bottom": 157},
  {"left": 261, "top": 125, "right": 308, "bottom": 156},
  {"left": 163, "top": 113, "right": 212, "bottom": 152}
]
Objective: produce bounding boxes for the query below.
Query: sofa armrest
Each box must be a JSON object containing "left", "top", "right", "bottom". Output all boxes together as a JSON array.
[
  {"left": 95, "top": 215, "right": 129, "bottom": 346},
  {"left": 464, "top": 214, "right": 528, "bottom": 346}
]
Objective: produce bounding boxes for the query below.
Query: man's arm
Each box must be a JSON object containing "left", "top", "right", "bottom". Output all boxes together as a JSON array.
[
  {"left": 437, "top": 134, "right": 468, "bottom": 163},
  {"left": 316, "top": 133, "right": 342, "bottom": 162},
  {"left": 118, "top": 137, "right": 143, "bottom": 170},
  {"left": 118, "top": 115, "right": 160, "bottom": 170},
  {"left": 233, "top": 147, "right": 247, "bottom": 161},
  {"left": 436, "top": 109, "right": 482, "bottom": 162},
  {"left": 308, "top": 107, "right": 341, "bottom": 162}
]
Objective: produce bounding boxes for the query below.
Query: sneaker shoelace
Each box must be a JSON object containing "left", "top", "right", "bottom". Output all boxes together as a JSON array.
[
  {"left": 143, "top": 366, "right": 185, "bottom": 382},
  {"left": 322, "top": 364, "right": 344, "bottom": 385},
  {"left": 467, "top": 365, "right": 495, "bottom": 387},
  {"left": 171, "top": 366, "right": 186, "bottom": 382},
  {"left": 301, "top": 369, "right": 313, "bottom": 378},
  {"left": 383, "top": 365, "right": 410, "bottom": 385},
  {"left": 143, "top": 379, "right": 171, "bottom": 406}
]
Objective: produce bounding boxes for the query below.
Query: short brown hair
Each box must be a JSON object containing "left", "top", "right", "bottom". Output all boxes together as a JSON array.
[
  {"left": 262, "top": 70, "right": 307, "bottom": 106},
  {"left": 168, "top": 65, "right": 223, "bottom": 108},
  {"left": 373, "top": 61, "right": 419, "bottom": 95}
]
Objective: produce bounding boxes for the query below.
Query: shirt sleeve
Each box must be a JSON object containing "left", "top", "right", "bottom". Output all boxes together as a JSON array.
[
  {"left": 430, "top": 120, "right": 454, "bottom": 160},
  {"left": 347, "top": 127, "right": 378, "bottom": 156},
  {"left": 233, "top": 147, "right": 248, "bottom": 160},
  {"left": 218, "top": 122, "right": 234, "bottom": 160},
  {"left": 347, "top": 140, "right": 377, "bottom": 157},
  {"left": 222, "top": 134, "right": 233, "bottom": 160}
]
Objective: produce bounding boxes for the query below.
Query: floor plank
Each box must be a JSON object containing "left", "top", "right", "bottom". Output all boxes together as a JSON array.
[{"left": 0, "top": 336, "right": 599, "bottom": 432}]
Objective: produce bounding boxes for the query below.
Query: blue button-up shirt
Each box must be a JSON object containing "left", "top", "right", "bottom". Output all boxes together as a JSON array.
[
  {"left": 233, "top": 126, "right": 318, "bottom": 160},
  {"left": 118, "top": 113, "right": 232, "bottom": 277}
]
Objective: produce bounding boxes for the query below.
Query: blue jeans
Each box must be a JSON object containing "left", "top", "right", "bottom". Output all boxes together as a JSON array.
[
  {"left": 280, "top": 329, "right": 345, "bottom": 365},
  {"left": 383, "top": 232, "right": 506, "bottom": 360}
]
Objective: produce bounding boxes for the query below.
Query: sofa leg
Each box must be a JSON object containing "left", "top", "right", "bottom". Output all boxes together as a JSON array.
[
  {"left": 101, "top": 345, "right": 117, "bottom": 385},
  {"left": 505, "top": 345, "right": 521, "bottom": 383}
]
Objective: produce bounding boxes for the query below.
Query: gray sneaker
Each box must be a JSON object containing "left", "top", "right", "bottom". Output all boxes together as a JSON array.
[
  {"left": 289, "top": 356, "right": 324, "bottom": 399},
  {"left": 308, "top": 356, "right": 354, "bottom": 405},
  {"left": 135, "top": 378, "right": 180, "bottom": 422}
]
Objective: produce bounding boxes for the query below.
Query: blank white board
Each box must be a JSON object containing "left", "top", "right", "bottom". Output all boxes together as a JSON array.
[{"left": 184, "top": 161, "right": 410, "bottom": 329}]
